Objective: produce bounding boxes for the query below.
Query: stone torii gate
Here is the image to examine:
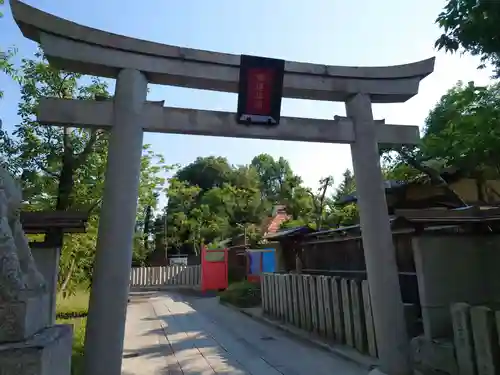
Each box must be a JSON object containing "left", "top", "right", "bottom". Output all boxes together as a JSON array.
[{"left": 10, "top": 1, "right": 434, "bottom": 374}]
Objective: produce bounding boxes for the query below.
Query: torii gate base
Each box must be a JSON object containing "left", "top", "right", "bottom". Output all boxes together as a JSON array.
[{"left": 10, "top": 2, "right": 435, "bottom": 374}]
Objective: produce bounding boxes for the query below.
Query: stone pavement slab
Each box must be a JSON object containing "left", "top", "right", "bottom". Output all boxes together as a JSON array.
[{"left": 121, "top": 291, "right": 367, "bottom": 375}]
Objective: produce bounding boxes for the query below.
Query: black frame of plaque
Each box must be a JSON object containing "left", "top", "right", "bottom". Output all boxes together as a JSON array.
[{"left": 236, "top": 55, "right": 285, "bottom": 126}]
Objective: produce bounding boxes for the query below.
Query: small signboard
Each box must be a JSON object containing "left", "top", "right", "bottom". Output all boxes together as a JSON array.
[
  {"left": 169, "top": 255, "right": 188, "bottom": 266},
  {"left": 236, "top": 55, "right": 285, "bottom": 126}
]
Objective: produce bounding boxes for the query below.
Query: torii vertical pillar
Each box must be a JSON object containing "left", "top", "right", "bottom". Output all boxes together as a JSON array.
[
  {"left": 347, "top": 93, "right": 410, "bottom": 375},
  {"left": 83, "top": 69, "right": 147, "bottom": 375}
]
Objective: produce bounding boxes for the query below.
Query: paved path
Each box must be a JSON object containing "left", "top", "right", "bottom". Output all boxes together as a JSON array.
[{"left": 121, "top": 291, "right": 367, "bottom": 375}]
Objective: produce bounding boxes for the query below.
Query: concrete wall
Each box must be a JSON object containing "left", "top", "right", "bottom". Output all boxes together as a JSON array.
[
  {"left": 413, "top": 234, "right": 500, "bottom": 339},
  {"left": 450, "top": 178, "right": 500, "bottom": 204},
  {"left": 31, "top": 245, "right": 61, "bottom": 324}
]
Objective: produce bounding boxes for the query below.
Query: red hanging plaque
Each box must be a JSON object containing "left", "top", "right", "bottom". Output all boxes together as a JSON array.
[{"left": 237, "top": 55, "right": 285, "bottom": 125}]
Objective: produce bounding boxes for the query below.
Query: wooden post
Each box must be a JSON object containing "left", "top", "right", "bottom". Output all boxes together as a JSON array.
[
  {"left": 331, "top": 277, "right": 344, "bottom": 343},
  {"left": 310, "top": 276, "right": 319, "bottom": 333},
  {"left": 341, "top": 278, "right": 354, "bottom": 347},
  {"left": 350, "top": 279, "right": 367, "bottom": 353},
  {"left": 316, "top": 276, "right": 327, "bottom": 336},
  {"left": 470, "top": 306, "right": 499, "bottom": 375},
  {"left": 362, "top": 280, "right": 378, "bottom": 357},
  {"left": 322, "top": 276, "right": 335, "bottom": 339},
  {"left": 303, "top": 275, "right": 313, "bottom": 331}
]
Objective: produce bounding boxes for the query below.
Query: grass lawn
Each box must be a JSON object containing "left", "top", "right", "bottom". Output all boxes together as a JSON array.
[{"left": 56, "top": 291, "right": 89, "bottom": 375}]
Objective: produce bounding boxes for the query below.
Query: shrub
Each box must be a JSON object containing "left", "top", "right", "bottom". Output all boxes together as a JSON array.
[
  {"left": 56, "top": 291, "right": 89, "bottom": 319},
  {"left": 57, "top": 316, "right": 86, "bottom": 375},
  {"left": 56, "top": 291, "right": 89, "bottom": 375},
  {"left": 219, "top": 280, "right": 261, "bottom": 308}
]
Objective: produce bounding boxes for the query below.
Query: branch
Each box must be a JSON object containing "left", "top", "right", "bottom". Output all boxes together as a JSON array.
[
  {"left": 56, "top": 73, "right": 73, "bottom": 99},
  {"left": 306, "top": 189, "right": 318, "bottom": 211},
  {"left": 399, "top": 151, "right": 446, "bottom": 185},
  {"left": 399, "top": 151, "right": 467, "bottom": 206},
  {"left": 86, "top": 198, "right": 102, "bottom": 215},
  {"left": 74, "top": 129, "right": 102, "bottom": 169},
  {"left": 318, "top": 177, "right": 332, "bottom": 207},
  {"left": 35, "top": 159, "right": 59, "bottom": 178}
]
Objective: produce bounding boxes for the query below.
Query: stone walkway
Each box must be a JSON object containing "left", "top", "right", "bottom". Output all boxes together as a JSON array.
[{"left": 121, "top": 291, "right": 367, "bottom": 375}]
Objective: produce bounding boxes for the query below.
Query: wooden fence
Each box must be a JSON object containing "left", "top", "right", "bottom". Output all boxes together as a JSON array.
[
  {"left": 130, "top": 265, "right": 201, "bottom": 287},
  {"left": 261, "top": 273, "right": 377, "bottom": 357},
  {"left": 451, "top": 302, "right": 500, "bottom": 375}
]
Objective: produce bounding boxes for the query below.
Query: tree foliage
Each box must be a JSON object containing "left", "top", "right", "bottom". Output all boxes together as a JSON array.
[
  {"left": 423, "top": 81, "right": 500, "bottom": 175},
  {"left": 0, "top": 0, "right": 17, "bottom": 100},
  {"left": 436, "top": 0, "right": 500, "bottom": 76},
  {"left": 160, "top": 152, "right": 367, "bottom": 255},
  {"left": 0, "top": 50, "right": 172, "bottom": 295},
  {"left": 333, "top": 169, "right": 355, "bottom": 202},
  {"left": 382, "top": 79, "right": 500, "bottom": 204}
]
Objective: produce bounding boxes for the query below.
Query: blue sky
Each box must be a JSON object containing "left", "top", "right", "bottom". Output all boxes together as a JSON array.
[{"left": 0, "top": 0, "right": 494, "bottom": 200}]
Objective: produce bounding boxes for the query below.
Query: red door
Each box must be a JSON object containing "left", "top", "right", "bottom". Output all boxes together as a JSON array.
[{"left": 201, "top": 247, "right": 228, "bottom": 292}]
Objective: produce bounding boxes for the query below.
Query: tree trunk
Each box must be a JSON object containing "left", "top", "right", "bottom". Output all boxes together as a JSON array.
[
  {"left": 46, "top": 129, "right": 75, "bottom": 246},
  {"left": 400, "top": 152, "right": 467, "bottom": 206},
  {"left": 56, "top": 128, "right": 75, "bottom": 210},
  {"left": 473, "top": 172, "right": 486, "bottom": 203},
  {"left": 59, "top": 257, "right": 76, "bottom": 294},
  {"left": 56, "top": 162, "right": 74, "bottom": 210}
]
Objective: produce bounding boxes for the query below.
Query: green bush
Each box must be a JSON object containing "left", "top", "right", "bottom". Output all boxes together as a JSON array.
[
  {"left": 56, "top": 291, "right": 89, "bottom": 375},
  {"left": 57, "top": 316, "right": 86, "bottom": 375},
  {"left": 56, "top": 292, "right": 89, "bottom": 319},
  {"left": 219, "top": 280, "right": 261, "bottom": 308}
]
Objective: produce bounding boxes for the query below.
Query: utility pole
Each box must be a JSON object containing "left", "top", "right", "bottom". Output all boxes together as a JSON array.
[{"left": 163, "top": 209, "right": 168, "bottom": 262}]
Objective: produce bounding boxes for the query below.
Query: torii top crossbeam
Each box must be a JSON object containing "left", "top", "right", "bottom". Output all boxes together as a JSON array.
[{"left": 10, "top": 0, "right": 434, "bottom": 103}]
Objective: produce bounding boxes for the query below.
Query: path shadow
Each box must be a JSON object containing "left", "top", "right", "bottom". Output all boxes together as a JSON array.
[{"left": 122, "top": 295, "right": 251, "bottom": 374}]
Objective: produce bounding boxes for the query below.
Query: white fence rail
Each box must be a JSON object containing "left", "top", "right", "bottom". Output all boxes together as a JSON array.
[{"left": 130, "top": 265, "right": 201, "bottom": 287}]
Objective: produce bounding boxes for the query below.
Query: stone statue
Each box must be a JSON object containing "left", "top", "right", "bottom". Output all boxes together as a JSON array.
[{"left": 0, "top": 166, "right": 46, "bottom": 302}]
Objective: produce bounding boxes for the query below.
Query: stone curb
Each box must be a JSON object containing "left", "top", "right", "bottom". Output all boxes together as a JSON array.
[{"left": 219, "top": 299, "right": 378, "bottom": 371}]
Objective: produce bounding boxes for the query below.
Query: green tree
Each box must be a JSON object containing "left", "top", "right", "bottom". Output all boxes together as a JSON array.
[
  {"left": 333, "top": 169, "right": 356, "bottom": 202},
  {"left": 152, "top": 214, "right": 167, "bottom": 255},
  {"left": 1, "top": 50, "right": 171, "bottom": 293},
  {"left": 164, "top": 178, "right": 202, "bottom": 253},
  {"left": 421, "top": 81, "right": 500, "bottom": 201},
  {"left": 165, "top": 158, "right": 273, "bottom": 252},
  {"left": 251, "top": 153, "right": 302, "bottom": 203},
  {"left": 436, "top": 0, "right": 500, "bottom": 76},
  {"left": 329, "top": 169, "right": 360, "bottom": 227},
  {"left": 218, "top": 183, "right": 269, "bottom": 229},
  {"left": 0, "top": 0, "right": 17, "bottom": 100},
  {"left": 334, "top": 203, "right": 359, "bottom": 226},
  {"left": 1, "top": 50, "right": 110, "bottom": 212},
  {"left": 380, "top": 80, "right": 500, "bottom": 205},
  {"left": 308, "top": 176, "right": 334, "bottom": 230},
  {"left": 0, "top": 48, "right": 16, "bottom": 100},
  {"left": 423, "top": 81, "right": 500, "bottom": 172},
  {"left": 281, "top": 185, "right": 313, "bottom": 221},
  {"left": 175, "top": 156, "right": 232, "bottom": 192},
  {"left": 280, "top": 176, "right": 336, "bottom": 230}
]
